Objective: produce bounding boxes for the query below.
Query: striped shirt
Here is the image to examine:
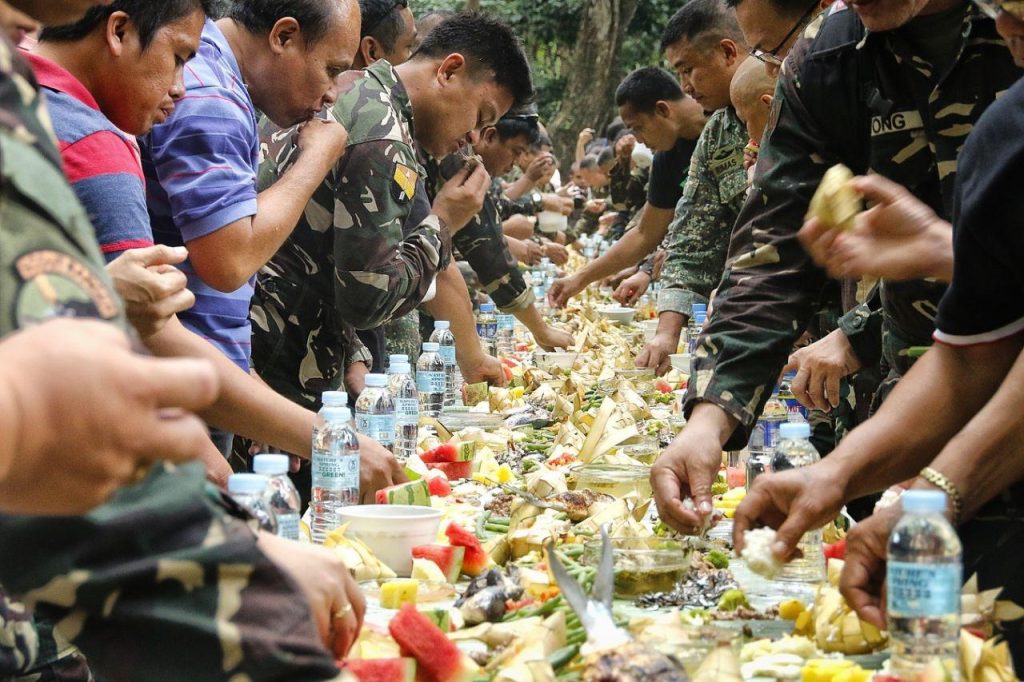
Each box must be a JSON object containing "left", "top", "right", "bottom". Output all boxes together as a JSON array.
[
  {"left": 140, "top": 19, "right": 259, "bottom": 370},
  {"left": 26, "top": 51, "right": 152, "bottom": 261}
]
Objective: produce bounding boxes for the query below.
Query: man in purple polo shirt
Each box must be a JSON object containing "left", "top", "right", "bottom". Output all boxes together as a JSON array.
[{"left": 141, "top": 0, "right": 360, "bottom": 454}]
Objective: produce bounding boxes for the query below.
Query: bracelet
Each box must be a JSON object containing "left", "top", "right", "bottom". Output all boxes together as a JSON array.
[{"left": 919, "top": 467, "right": 963, "bottom": 524}]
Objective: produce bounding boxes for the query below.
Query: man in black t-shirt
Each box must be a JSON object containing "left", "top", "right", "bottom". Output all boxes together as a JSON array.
[{"left": 547, "top": 66, "right": 707, "bottom": 307}]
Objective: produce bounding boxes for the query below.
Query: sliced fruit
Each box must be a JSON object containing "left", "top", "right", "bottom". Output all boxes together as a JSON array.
[
  {"left": 454, "top": 441, "right": 477, "bottom": 461},
  {"left": 343, "top": 658, "right": 416, "bottom": 682},
  {"left": 778, "top": 599, "right": 806, "bottom": 621},
  {"left": 426, "top": 460, "right": 472, "bottom": 480},
  {"left": 380, "top": 579, "right": 419, "bottom": 609},
  {"left": 445, "top": 522, "right": 489, "bottom": 577},
  {"left": 375, "top": 479, "right": 431, "bottom": 506},
  {"left": 420, "top": 608, "right": 452, "bottom": 632},
  {"left": 411, "top": 545, "right": 465, "bottom": 583},
  {"left": 421, "top": 443, "right": 459, "bottom": 464},
  {"left": 426, "top": 476, "right": 452, "bottom": 497},
  {"left": 389, "top": 603, "right": 476, "bottom": 682},
  {"left": 824, "top": 539, "right": 847, "bottom": 561}
]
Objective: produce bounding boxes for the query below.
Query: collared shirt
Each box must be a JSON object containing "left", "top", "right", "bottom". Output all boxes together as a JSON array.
[
  {"left": 141, "top": 19, "right": 260, "bottom": 371},
  {"left": 26, "top": 51, "right": 151, "bottom": 261}
]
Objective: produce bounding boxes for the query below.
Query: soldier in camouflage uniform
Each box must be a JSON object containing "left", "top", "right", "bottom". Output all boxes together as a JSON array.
[
  {"left": 254, "top": 14, "right": 533, "bottom": 409},
  {"left": 0, "top": 7, "right": 351, "bottom": 679},
  {"left": 654, "top": 0, "right": 1021, "bottom": 531}
]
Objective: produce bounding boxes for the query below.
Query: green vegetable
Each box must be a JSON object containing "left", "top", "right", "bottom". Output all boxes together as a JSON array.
[
  {"left": 717, "top": 588, "right": 750, "bottom": 611},
  {"left": 705, "top": 549, "right": 730, "bottom": 569},
  {"left": 710, "top": 481, "right": 729, "bottom": 496},
  {"left": 547, "top": 644, "right": 580, "bottom": 669}
]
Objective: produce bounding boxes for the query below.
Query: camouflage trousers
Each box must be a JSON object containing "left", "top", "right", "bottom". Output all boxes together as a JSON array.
[{"left": 0, "top": 462, "right": 344, "bottom": 682}]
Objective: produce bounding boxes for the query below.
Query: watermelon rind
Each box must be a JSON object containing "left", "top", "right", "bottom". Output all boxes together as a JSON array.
[{"left": 411, "top": 545, "right": 464, "bottom": 583}]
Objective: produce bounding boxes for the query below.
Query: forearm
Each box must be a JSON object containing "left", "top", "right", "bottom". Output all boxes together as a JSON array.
[
  {"left": 504, "top": 174, "right": 534, "bottom": 201},
  {"left": 654, "top": 311, "right": 686, "bottom": 346},
  {"left": 145, "top": 318, "right": 315, "bottom": 458},
  {"left": 422, "top": 262, "right": 485, "bottom": 370},
  {"left": 514, "top": 304, "right": 550, "bottom": 339}
]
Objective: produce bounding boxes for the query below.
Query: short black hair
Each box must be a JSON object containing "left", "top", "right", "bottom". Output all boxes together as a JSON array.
[
  {"left": 615, "top": 66, "right": 684, "bottom": 114},
  {"left": 597, "top": 147, "right": 615, "bottom": 167},
  {"left": 413, "top": 12, "right": 534, "bottom": 108},
  {"left": 725, "top": 0, "right": 812, "bottom": 14},
  {"left": 40, "top": 0, "right": 205, "bottom": 48},
  {"left": 605, "top": 116, "right": 625, "bottom": 142},
  {"left": 579, "top": 155, "right": 599, "bottom": 171},
  {"left": 359, "top": 0, "right": 409, "bottom": 50},
  {"left": 493, "top": 116, "right": 541, "bottom": 145},
  {"left": 660, "top": 0, "right": 745, "bottom": 51},
  {"left": 226, "top": 0, "right": 344, "bottom": 45},
  {"left": 530, "top": 131, "right": 552, "bottom": 152}
]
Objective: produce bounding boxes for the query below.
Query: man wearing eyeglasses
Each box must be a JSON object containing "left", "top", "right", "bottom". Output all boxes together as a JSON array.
[
  {"left": 653, "top": 0, "right": 1021, "bottom": 536},
  {"left": 729, "top": 0, "right": 831, "bottom": 75}
]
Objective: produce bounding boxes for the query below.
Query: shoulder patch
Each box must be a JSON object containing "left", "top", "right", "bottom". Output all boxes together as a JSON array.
[
  {"left": 393, "top": 162, "right": 418, "bottom": 201},
  {"left": 14, "top": 250, "right": 119, "bottom": 327}
]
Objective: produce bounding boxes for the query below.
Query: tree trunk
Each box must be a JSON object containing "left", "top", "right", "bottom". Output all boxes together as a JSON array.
[
  {"left": 465, "top": 0, "right": 481, "bottom": 11},
  {"left": 548, "top": 0, "right": 641, "bottom": 167}
]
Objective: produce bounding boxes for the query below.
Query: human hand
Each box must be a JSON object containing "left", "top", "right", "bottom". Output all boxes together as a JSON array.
[
  {"left": 651, "top": 413, "right": 728, "bottom": 533},
  {"left": 733, "top": 461, "right": 847, "bottom": 560},
  {"left": 460, "top": 352, "right": 507, "bottom": 388},
  {"left": 296, "top": 117, "right": 349, "bottom": 164},
  {"left": 547, "top": 275, "right": 584, "bottom": 309},
  {"left": 542, "top": 194, "right": 574, "bottom": 216},
  {"left": 0, "top": 319, "right": 219, "bottom": 515},
  {"left": 613, "top": 270, "right": 651, "bottom": 306},
  {"left": 839, "top": 506, "right": 900, "bottom": 630},
  {"left": 433, "top": 162, "right": 491, "bottom": 233},
  {"left": 507, "top": 237, "right": 543, "bottom": 265},
  {"left": 533, "top": 324, "right": 574, "bottom": 352},
  {"left": 636, "top": 331, "right": 677, "bottom": 377},
  {"left": 577, "top": 128, "right": 595, "bottom": 147},
  {"left": 525, "top": 153, "right": 555, "bottom": 182},
  {"left": 784, "top": 328, "right": 862, "bottom": 412},
  {"left": 356, "top": 434, "right": 406, "bottom": 503},
  {"left": 585, "top": 199, "right": 607, "bottom": 215},
  {"left": 503, "top": 214, "right": 536, "bottom": 240},
  {"left": 107, "top": 245, "right": 194, "bottom": 338},
  {"left": 798, "top": 174, "right": 953, "bottom": 282},
  {"left": 615, "top": 133, "right": 636, "bottom": 161},
  {"left": 345, "top": 361, "right": 369, "bottom": 396},
  {"left": 258, "top": 532, "right": 366, "bottom": 658},
  {"left": 542, "top": 241, "right": 569, "bottom": 266}
]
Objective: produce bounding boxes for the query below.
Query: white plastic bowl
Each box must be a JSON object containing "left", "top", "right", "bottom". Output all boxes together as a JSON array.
[
  {"left": 536, "top": 351, "right": 577, "bottom": 372},
  {"left": 669, "top": 353, "right": 691, "bottom": 374},
  {"left": 597, "top": 306, "right": 637, "bottom": 324},
  {"left": 337, "top": 505, "right": 443, "bottom": 576},
  {"left": 537, "top": 210, "right": 568, "bottom": 234}
]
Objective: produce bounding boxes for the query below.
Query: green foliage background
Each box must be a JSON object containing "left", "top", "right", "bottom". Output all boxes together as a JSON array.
[{"left": 412, "top": 0, "right": 677, "bottom": 127}]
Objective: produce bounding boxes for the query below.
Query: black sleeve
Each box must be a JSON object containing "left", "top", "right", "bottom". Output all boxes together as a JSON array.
[{"left": 647, "top": 138, "right": 697, "bottom": 209}]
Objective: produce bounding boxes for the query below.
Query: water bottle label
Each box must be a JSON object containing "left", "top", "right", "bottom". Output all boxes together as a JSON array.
[
  {"left": 355, "top": 414, "right": 396, "bottom": 443},
  {"left": 276, "top": 512, "right": 300, "bottom": 541},
  {"left": 416, "top": 371, "right": 446, "bottom": 393},
  {"left": 312, "top": 453, "right": 360, "bottom": 486},
  {"left": 438, "top": 345, "right": 456, "bottom": 366},
  {"left": 887, "top": 561, "right": 962, "bottom": 617},
  {"left": 396, "top": 398, "right": 419, "bottom": 423},
  {"left": 477, "top": 322, "right": 498, "bottom": 339},
  {"left": 497, "top": 314, "right": 515, "bottom": 331},
  {"left": 781, "top": 397, "right": 809, "bottom": 421},
  {"left": 749, "top": 417, "right": 782, "bottom": 452}
]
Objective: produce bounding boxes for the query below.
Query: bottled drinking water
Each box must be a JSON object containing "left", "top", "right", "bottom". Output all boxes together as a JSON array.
[
  {"left": 417, "top": 342, "right": 446, "bottom": 417},
  {"left": 310, "top": 406, "right": 360, "bottom": 545},
  {"left": 252, "top": 454, "right": 301, "bottom": 541},
  {"left": 476, "top": 303, "right": 498, "bottom": 357},
  {"left": 228, "top": 473, "right": 278, "bottom": 534},
  {"left": 355, "top": 374, "right": 396, "bottom": 452},
  {"left": 388, "top": 361, "right": 419, "bottom": 462},
  {"left": 388, "top": 353, "right": 409, "bottom": 373},
  {"left": 686, "top": 303, "right": 707, "bottom": 355},
  {"left": 429, "top": 321, "right": 457, "bottom": 407},
  {"left": 496, "top": 309, "right": 515, "bottom": 356},
  {"left": 750, "top": 384, "right": 788, "bottom": 455},
  {"left": 770, "top": 422, "right": 825, "bottom": 583},
  {"left": 887, "top": 490, "right": 962, "bottom": 680}
]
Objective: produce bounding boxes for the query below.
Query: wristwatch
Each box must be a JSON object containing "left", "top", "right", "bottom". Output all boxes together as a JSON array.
[{"left": 530, "top": 191, "right": 543, "bottom": 213}]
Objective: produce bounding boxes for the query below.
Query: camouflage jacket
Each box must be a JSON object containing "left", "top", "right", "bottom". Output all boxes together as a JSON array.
[
  {"left": 686, "top": 6, "right": 1022, "bottom": 448},
  {"left": 253, "top": 59, "right": 448, "bottom": 409},
  {"left": 657, "top": 107, "right": 747, "bottom": 316},
  {"left": 0, "top": 37, "right": 341, "bottom": 680}
]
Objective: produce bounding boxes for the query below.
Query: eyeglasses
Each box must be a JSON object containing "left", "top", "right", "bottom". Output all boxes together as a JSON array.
[
  {"left": 750, "top": 0, "right": 820, "bottom": 66},
  {"left": 973, "top": 0, "right": 1024, "bottom": 20}
]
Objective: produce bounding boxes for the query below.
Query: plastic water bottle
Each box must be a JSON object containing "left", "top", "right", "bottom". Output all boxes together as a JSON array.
[
  {"left": 228, "top": 473, "right": 278, "bottom": 534},
  {"left": 310, "top": 406, "right": 360, "bottom": 545},
  {"left": 388, "top": 353, "right": 409, "bottom": 373},
  {"left": 252, "top": 454, "right": 301, "bottom": 541},
  {"left": 496, "top": 310, "right": 515, "bottom": 356},
  {"left": 770, "top": 422, "right": 825, "bottom": 583},
  {"left": 355, "top": 374, "right": 395, "bottom": 452},
  {"left": 417, "top": 342, "right": 446, "bottom": 417},
  {"left": 887, "top": 490, "right": 962, "bottom": 680},
  {"left": 429, "top": 321, "right": 457, "bottom": 407},
  {"left": 477, "top": 303, "right": 498, "bottom": 356},
  {"left": 687, "top": 303, "right": 707, "bottom": 355},
  {"left": 750, "top": 384, "right": 787, "bottom": 455},
  {"left": 388, "top": 361, "right": 419, "bottom": 462}
]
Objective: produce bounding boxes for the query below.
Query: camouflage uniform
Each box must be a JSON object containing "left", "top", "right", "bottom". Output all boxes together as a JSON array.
[
  {"left": 0, "top": 36, "right": 342, "bottom": 681},
  {"left": 253, "top": 59, "right": 450, "bottom": 409},
  {"left": 605, "top": 157, "right": 648, "bottom": 241},
  {"left": 685, "top": 6, "right": 1021, "bottom": 448},
  {"left": 657, "top": 107, "right": 747, "bottom": 317}
]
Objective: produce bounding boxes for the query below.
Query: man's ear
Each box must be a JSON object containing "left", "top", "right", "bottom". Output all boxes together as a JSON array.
[
  {"left": 761, "top": 93, "right": 774, "bottom": 107},
  {"left": 655, "top": 100, "right": 672, "bottom": 119},
  {"left": 359, "top": 35, "right": 379, "bottom": 65},
  {"left": 269, "top": 17, "right": 301, "bottom": 55},
  {"left": 105, "top": 11, "right": 131, "bottom": 57},
  {"left": 437, "top": 53, "right": 467, "bottom": 86},
  {"left": 720, "top": 38, "right": 742, "bottom": 66}
]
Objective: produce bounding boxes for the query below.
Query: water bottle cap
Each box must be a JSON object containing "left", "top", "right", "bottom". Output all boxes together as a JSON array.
[
  {"left": 252, "top": 454, "right": 289, "bottom": 475},
  {"left": 902, "top": 489, "right": 947, "bottom": 513},
  {"left": 540, "top": 258, "right": 551, "bottom": 265},
  {"left": 433, "top": 320, "right": 450, "bottom": 330},
  {"left": 323, "top": 406, "right": 352, "bottom": 423},
  {"left": 780, "top": 422, "right": 811, "bottom": 440},
  {"left": 389, "top": 354, "right": 409, "bottom": 364},
  {"left": 364, "top": 373, "right": 387, "bottom": 388},
  {"left": 228, "top": 473, "right": 269, "bottom": 495},
  {"left": 422, "top": 342, "right": 440, "bottom": 352},
  {"left": 480, "top": 303, "right": 496, "bottom": 313},
  {"left": 389, "top": 362, "right": 411, "bottom": 374},
  {"left": 694, "top": 311, "right": 707, "bottom": 324},
  {"left": 321, "top": 391, "right": 348, "bottom": 407},
  {"left": 692, "top": 303, "right": 707, "bottom": 315}
]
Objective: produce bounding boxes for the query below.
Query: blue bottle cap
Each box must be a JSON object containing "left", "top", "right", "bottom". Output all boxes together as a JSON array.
[
  {"left": 321, "top": 391, "right": 348, "bottom": 407},
  {"left": 364, "top": 373, "right": 387, "bottom": 388},
  {"left": 902, "top": 490, "right": 947, "bottom": 513},
  {"left": 433, "top": 320, "right": 450, "bottom": 330},
  {"left": 322, "top": 406, "right": 352, "bottom": 424},
  {"left": 780, "top": 422, "right": 811, "bottom": 440},
  {"left": 481, "top": 303, "right": 496, "bottom": 313},
  {"left": 422, "top": 342, "right": 440, "bottom": 352},
  {"left": 253, "top": 454, "right": 289, "bottom": 475},
  {"left": 228, "top": 473, "right": 269, "bottom": 495}
]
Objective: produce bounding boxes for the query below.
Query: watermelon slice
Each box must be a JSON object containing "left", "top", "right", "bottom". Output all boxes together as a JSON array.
[
  {"left": 344, "top": 658, "right": 416, "bottom": 682},
  {"left": 444, "top": 523, "right": 489, "bottom": 577},
  {"left": 388, "top": 604, "right": 473, "bottom": 682},
  {"left": 375, "top": 479, "right": 431, "bottom": 506},
  {"left": 454, "top": 441, "right": 477, "bottom": 461},
  {"left": 420, "top": 608, "right": 452, "bottom": 632},
  {"left": 425, "top": 461, "right": 472, "bottom": 480},
  {"left": 412, "top": 545, "right": 464, "bottom": 583},
  {"left": 420, "top": 443, "right": 458, "bottom": 464},
  {"left": 426, "top": 476, "right": 451, "bottom": 497}
]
